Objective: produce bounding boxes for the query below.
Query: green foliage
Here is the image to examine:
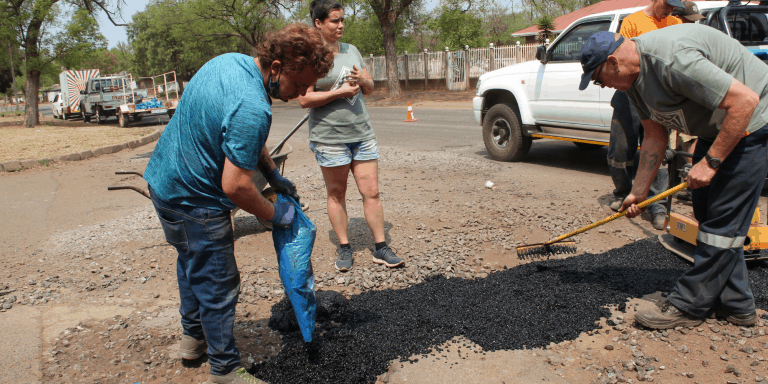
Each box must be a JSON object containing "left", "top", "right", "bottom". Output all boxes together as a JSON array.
[
  {"left": 341, "top": 11, "right": 415, "bottom": 56},
  {"left": 536, "top": 14, "right": 555, "bottom": 44},
  {"left": 436, "top": 6, "right": 486, "bottom": 50}
]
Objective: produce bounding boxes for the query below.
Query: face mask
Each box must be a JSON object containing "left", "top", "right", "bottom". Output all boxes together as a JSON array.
[{"left": 268, "top": 70, "right": 281, "bottom": 99}]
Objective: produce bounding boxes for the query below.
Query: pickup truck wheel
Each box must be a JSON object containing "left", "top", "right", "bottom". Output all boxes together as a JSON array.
[
  {"left": 482, "top": 104, "right": 531, "bottom": 162},
  {"left": 95, "top": 108, "right": 104, "bottom": 124},
  {"left": 573, "top": 142, "right": 603, "bottom": 151},
  {"left": 118, "top": 113, "right": 130, "bottom": 128}
]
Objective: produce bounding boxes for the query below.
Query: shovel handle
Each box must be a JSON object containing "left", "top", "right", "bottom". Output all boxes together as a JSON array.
[{"left": 546, "top": 182, "right": 688, "bottom": 245}]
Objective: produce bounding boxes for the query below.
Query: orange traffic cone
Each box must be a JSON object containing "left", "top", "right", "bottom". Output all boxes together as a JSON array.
[{"left": 404, "top": 102, "right": 418, "bottom": 122}]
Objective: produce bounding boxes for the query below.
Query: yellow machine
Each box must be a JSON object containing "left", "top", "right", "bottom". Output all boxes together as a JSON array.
[{"left": 658, "top": 194, "right": 768, "bottom": 263}]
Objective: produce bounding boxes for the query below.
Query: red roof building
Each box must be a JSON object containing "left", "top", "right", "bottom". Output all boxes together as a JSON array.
[{"left": 513, "top": 0, "right": 651, "bottom": 44}]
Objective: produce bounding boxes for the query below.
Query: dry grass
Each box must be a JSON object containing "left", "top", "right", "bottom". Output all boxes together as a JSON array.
[{"left": 0, "top": 116, "right": 155, "bottom": 163}]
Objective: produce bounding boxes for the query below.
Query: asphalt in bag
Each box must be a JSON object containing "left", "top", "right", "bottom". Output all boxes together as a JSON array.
[{"left": 251, "top": 238, "right": 768, "bottom": 384}]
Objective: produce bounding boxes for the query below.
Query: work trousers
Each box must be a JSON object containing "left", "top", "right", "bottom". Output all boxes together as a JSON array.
[
  {"left": 607, "top": 91, "right": 667, "bottom": 216},
  {"left": 149, "top": 186, "right": 241, "bottom": 376},
  {"left": 667, "top": 125, "right": 768, "bottom": 317}
]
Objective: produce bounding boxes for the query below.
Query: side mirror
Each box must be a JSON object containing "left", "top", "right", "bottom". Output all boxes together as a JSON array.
[
  {"left": 535, "top": 45, "right": 548, "bottom": 64},
  {"left": 79, "top": 90, "right": 85, "bottom": 95}
]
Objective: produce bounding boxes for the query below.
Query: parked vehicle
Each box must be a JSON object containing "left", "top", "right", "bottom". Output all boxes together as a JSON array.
[
  {"left": 117, "top": 72, "right": 180, "bottom": 128},
  {"left": 59, "top": 69, "right": 100, "bottom": 120},
  {"left": 472, "top": 1, "right": 765, "bottom": 162},
  {"left": 80, "top": 74, "right": 140, "bottom": 124},
  {"left": 51, "top": 92, "right": 65, "bottom": 119}
]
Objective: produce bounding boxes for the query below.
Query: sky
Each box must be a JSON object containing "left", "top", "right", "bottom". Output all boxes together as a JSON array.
[{"left": 98, "top": 0, "right": 152, "bottom": 49}]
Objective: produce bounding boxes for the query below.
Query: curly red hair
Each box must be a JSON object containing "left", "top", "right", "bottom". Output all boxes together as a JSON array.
[{"left": 256, "top": 23, "right": 334, "bottom": 79}]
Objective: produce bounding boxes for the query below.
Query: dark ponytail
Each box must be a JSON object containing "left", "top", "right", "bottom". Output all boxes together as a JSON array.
[{"left": 309, "top": 0, "right": 343, "bottom": 25}]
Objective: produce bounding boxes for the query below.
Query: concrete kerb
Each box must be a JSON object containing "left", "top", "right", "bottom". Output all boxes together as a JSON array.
[{"left": 2, "top": 128, "right": 163, "bottom": 172}]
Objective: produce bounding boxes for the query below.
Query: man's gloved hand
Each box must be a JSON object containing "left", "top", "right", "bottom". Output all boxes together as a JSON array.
[
  {"left": 268, "top": 202, "right": 295, "bottom": 227},
  {"left": 265, "top": 168, "right": 300, "bottom": 202}
]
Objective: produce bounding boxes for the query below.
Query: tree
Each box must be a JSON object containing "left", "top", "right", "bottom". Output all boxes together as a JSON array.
[
  {"left": 436, "top": 6, "right": 486, "bottom": 50},
  {"left": 366, "top": 0, "right": 420, "bottom": 98},
  {"left": 536, "top": 14, "right": 555, "bottom": 44},
  {"left": 1, "top": 0, "right": 121, "bottom": 127},
  {"left": 127, "top": 0, "right": 244, "bottom": 80},
  {"left": 81, "top": 48, "right": 120, "bottom": 74}
]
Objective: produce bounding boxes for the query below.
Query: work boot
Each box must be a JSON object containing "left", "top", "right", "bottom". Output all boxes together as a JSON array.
[
  {"left": 208, "top": 367, "right": 269, "bottom": 384},
  {"left": 179, "top": 334, "right": 207, "bottom": 360},
  {"left": 676, "top": 189, "right": 693, "bottom": 201},
  {"left": 372, "top": 245, "right": 405, "bottom": 268},
  {"left": 609, "top": 198, "right": 624, "bottom": 212},
  {"left": 652, "top": 213, "right": 667, "bottom": 231},
  {"left": 335, "top": 246, "right": 353, "bottom": 272},
  {"left": 634, "top": 300, "right": 703, "bottom": 329},
  {"left": 716, "top": 310, "right": 758, "bottom": 326}
]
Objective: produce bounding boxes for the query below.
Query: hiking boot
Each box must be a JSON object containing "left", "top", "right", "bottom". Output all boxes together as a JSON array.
[
  {"left": 716, "top": 310, "right": 758, "bottom": 326},
  {"left": 179, "top": 334, "right": 207, "bottom": 360},
  {"left": 208, "top": 367, "right": 269, "bottom": 384},
  {"left": 652, "top": 213, "right": 667, "bottom": 231},
  {"left": 609, "top": 198, "right": 624, "bottom": 212},
  {"left": 335, "top": 246, "right": 353, "bottom": 272},
  {"left": 372, "top": 245, "right": 405, "bottom": 268},
  {"left": 634, "top": 300, "right": 703, "bottom": 329}
]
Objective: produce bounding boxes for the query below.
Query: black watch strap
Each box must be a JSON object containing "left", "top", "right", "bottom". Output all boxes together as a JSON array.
[{"left": 705, "top": 153, "right": 722, "bottom": 169}]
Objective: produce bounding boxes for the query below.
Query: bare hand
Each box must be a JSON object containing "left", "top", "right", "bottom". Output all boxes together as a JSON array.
[
  {"left": 345, "top": 65, "right": 362, "bottom": 86},
  {"left": 686, "top": 159, "right": 716, "bottom": 189},
  {"left": 619, "top": 193, "right": 646, "bottom": 219},
  {"left": 337, "top": 82, "right": 360, "bottom": 98}
]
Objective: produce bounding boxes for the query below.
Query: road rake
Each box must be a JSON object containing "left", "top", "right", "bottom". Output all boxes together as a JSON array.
[{"left": 516, "top": 182, "right": 689, "bottom": 259}]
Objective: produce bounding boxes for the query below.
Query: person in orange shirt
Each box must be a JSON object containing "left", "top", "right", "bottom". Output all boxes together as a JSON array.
[{"left": 606, "top": 0, "right": 684, "bottom": 230}]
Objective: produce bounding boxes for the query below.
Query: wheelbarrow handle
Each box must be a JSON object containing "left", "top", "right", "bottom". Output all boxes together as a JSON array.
[
  {"left": 115, "top": 170, "right": 144, "bottom": 177},
  {"left": 270, "top": 113, "right": 309, "bottom": 156},
  {"left": 108, "top": 185, "right": 151, "bottom": 199}
]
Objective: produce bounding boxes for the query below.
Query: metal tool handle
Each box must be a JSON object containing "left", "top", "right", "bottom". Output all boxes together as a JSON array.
[
  {"left": 271, "top": 113, "right": 309, "bottom": 156},
  {"left": 546, "top": 182, "right": 689, "bottom": 245},
  {"left": 107, "top": 185, "right": 151, "bottom": 199}
]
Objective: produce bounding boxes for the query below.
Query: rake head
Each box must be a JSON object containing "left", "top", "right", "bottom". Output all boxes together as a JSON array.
[{"left": 516, "top": 241, "right": 578, "bottom": 260}]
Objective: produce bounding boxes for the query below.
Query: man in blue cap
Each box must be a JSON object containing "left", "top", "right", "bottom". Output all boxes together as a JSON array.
[
  {"left": 579, "top": 25, "right": 768, "bottom": 329},
  {"left": 604, "top": 0, "right": 684, "bottom": 230}
]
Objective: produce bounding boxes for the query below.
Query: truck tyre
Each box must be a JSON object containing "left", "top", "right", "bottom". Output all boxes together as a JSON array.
[
  {"left": 133, "top": 115, "right": 143, "bottom": 122},
  {"left": 95, "top": 108, "right": 104, "bottom": 124},
  {"left": 167, "top": 109, "right": 175, "bottom": 119},
  {"left": 482, "top": 104, "right": 531, "bottom": 162},
  {"left": 118, "top": 113, "right": 130, "bottom": 128},
  {"left": 573, "top": 142, "right": 603, "bottom": 151},
  {"left": 81, "top": 104, "right": 90, "bottom": 123}
]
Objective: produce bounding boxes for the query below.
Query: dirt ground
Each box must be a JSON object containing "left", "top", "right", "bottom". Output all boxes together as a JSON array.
[{"left": 2, "top": 92, "right": 768, "bottom": 384}]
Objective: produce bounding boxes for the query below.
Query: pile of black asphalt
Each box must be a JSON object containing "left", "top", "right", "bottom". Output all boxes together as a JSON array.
[{"left": 252, "top": 238, "right": 768, "bottom": 384}]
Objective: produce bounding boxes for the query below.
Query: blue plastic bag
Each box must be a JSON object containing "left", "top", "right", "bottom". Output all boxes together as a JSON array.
[{"left": 272, "top": 193, "right": 317, "bottom": 342}]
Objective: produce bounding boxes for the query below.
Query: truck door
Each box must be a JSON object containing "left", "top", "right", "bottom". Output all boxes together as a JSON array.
[{"left": 527, "top": 18, "right": 613, "bottom": 130}]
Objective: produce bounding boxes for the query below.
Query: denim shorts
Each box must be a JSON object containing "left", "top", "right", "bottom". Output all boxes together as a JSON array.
[{"left": 309, "top": 138, "right": 379, "bottom": 167}]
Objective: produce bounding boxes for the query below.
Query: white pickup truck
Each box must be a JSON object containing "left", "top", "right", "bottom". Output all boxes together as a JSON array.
[{"left": 472, "top": 1, "right": 768, "bottom": 162}]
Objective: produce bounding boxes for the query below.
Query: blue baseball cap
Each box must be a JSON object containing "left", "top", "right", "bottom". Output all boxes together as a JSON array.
[{"left": 578, "top": 31, "right": 625, "bottom": 91}]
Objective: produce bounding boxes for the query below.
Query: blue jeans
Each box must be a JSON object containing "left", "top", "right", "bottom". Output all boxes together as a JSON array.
[
  {"left": 667, "top": 125, "right": 768, "bottom": 317},
  {"left": 608, "top": 91, "right": 667, "bottom": 216},
  {"left": 149, "top": 186, "right": 241, "bottom": 376}
]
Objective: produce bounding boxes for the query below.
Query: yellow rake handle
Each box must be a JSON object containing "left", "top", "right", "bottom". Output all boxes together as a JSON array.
[{"left": 545, "top": 182, "right": 688, "bottom": 245}]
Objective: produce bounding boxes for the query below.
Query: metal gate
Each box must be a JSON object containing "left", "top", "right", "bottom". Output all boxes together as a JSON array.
[{"left": 448, "top": 51, "right": 467, "bottom": 91}]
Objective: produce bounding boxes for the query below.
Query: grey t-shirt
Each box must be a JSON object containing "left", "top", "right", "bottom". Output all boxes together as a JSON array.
[
  {"left": 308, "top": 43, "right": 375, "bottom": 144},
  {"left": 625, "top": 23, "right": 768, "bottom": 140}
]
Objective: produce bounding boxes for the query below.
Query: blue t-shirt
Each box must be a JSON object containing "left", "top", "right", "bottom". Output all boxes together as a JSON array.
[{"left": 144, "top": 53, "right": 272, "bottom": 210}]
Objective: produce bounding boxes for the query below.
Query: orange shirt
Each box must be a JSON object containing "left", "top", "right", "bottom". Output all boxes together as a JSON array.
[{"left": 620, "top": 10, "right": 682, "bottom": 38}]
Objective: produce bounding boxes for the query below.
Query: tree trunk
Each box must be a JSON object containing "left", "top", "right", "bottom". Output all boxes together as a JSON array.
[
  {"left": 24, "top": 70, "right": 40, "bottom": 127},
  {"left": 382, "top": 20, "right": 400, "bottom": 98},
  {"left": 8, "top": 43, "right": 19, "bottom": 111}
]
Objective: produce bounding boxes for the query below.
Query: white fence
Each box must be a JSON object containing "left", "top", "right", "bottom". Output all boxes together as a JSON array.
[{"left": 363, "top": 42, "right": 540, "bottom": 89}]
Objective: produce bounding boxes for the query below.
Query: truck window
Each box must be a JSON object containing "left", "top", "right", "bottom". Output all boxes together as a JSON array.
[
  {"left": 550, "top": 20, "right": 613, "bottom": 62},
  {"left": 93, "top": 82, "right": 100, "bottom": 92},
  {"left": 709, "top": 10, "right": 768, "bottom": 45},
  {"left": 53, "top": 94, "right": 59, "bottom": 103}
]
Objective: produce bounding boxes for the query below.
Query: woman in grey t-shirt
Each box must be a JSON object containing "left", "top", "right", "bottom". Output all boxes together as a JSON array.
[{"left": 299, "top": 0, "right": 404, "bottom": 272}]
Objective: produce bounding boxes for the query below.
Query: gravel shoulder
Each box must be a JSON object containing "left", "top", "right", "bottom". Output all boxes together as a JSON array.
[{"left": 1, "top": 110, "right": 767, "bottom": 384}]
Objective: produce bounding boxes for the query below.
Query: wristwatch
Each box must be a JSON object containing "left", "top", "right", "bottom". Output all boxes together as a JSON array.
[{"left": 705, "top": 153, "right": 722, "bottom": 169}]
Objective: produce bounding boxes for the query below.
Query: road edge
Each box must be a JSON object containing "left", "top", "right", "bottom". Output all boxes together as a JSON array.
[{"left": 0, "top": 127, "right": 164, "bottom": 173}]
